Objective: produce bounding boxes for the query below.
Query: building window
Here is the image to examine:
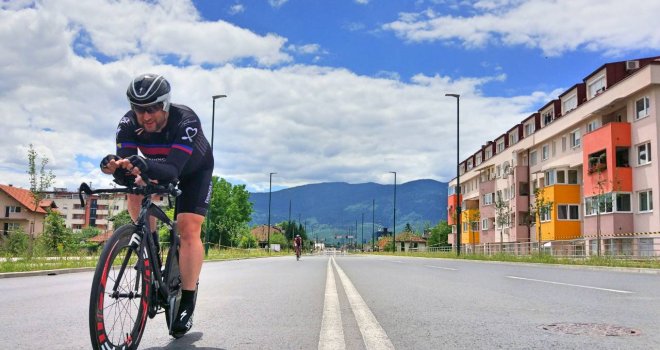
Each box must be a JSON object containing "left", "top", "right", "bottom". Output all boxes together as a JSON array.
[
  {"left": 635, "top": 96, "right": 650, "bottom": 120},
  {"left": 476, "top": 154, "right": 482, "bottom": 165},
  {"left": 557, "top": 205, "right": 579, "bottom": 220},
  {"left": 586, "top": 119, "right": 600, "bottom": 133},
  {"left": 525, "top": 122, "right": 535, "bottom": 136},
  {"left": 563, "top": 94, "right": 577, "bottom": 114},
  {"left": 568, "top": 170, "right": 579, "bottom": 184},
  {"left": 483, "top": 193, "right": 494, "bottom": 205},
  {"left": 7, "top": 206, "right": 21, "bottom": 213},
  {"left": 497, "top": 139, "right": 505, "bottom": 153},
  {"left": 570, "top": 129, "right": 580, "bottom": 148},
  {"left": 530, "top": 151, "right": 537, "bottom": 166},
  {"left": 482, "top": 218, "right": 489, "bottom": 230},
  {"left": 6, "top": 222, "right": 21, "bottom": 233},
  {"left": 616, "top": 193, "right": 631, "bottom": 212},
  {"left": 637, "top": 142, "right": 652, "bottom": 165},
  {"left": 588, "top": 75, "right": 606, "bottom": 98},
  {"left": 638, "top": 190, "right": 653, "bottom": 212},
  {"left": 509, "top": 132, "right": 518, "bottom": 145},
  {"left": 585, "top": 195, "right": 613, "bottom": 216},
  {"left": 542, "top": 111, "right": 553, "bottom": 126},
  {"left": 588, "top": 149, "right": 607, "bottom": 174},
  {"left": 539, "top": 207, "right": 552, "bottom": 222},
  {"left": 542, "top": 144, "right": 549, "bottom": 160},
  {"left": 556, "top": 170, "right": 565, "bottom": 184},
  {"left": 544, "top": 170, "right": 555, "bottom": 186},
  {"left": 467, "top": 159, "right": 473, "bottom": 170},
  {"left": 485, "top": 148, "right": 492, "bottom": 159}
]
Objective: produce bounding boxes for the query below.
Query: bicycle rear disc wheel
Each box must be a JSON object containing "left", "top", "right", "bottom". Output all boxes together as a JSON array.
[{"left": 89, "top": 225, "right": 150, "bottom": 350}]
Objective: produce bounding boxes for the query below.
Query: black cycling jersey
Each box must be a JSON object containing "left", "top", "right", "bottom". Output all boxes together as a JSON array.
[
  {"left": 115, "top": 103, "right": 214, "bottom": 216},
  {"left": 115, "top": 103, "right": 214, "bottom": 181}
]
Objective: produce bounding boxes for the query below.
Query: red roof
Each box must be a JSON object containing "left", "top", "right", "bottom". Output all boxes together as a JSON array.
[{"left": 0, "top": 184, "right": 48, "bottom": 213}]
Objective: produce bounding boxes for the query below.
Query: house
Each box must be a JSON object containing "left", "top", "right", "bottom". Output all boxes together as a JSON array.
[
  {"left": 250, "top": 225, "right": 284, "bottom": 248},
  {"left": 395, "top": 232, "right": 428, "bottom": 252},
  {"left": 0, "top": 184, "right": 56, "bottom": 238},
  {"left": 376, "top": 232, "right": 428, "bottom": 252}
]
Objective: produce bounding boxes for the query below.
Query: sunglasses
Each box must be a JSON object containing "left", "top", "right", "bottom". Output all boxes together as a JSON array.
[{"left": 132, "top": 103, "right": 163, "bottom": 114}]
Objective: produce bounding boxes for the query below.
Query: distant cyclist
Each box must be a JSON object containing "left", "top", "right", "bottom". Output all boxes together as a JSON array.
[
  {"left": 100, "top": 73, "right": 213, "bottom": 337},
  {"left": 294, "top": 234, "right": 302, "bottom": 260}
]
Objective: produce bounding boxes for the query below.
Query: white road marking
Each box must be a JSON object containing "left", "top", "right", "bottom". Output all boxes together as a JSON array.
[
  {"left": 332, "top": 257, "right": 395, "bottom": 350},
  {"left": 319, "top": 259, "right": 345, "bottom": 350},
  {"left": 505, "top": 276, "right": 634, "bottom": 294},
  {"left": 424, "top": 265, "right": 458, "bottom": 271}
]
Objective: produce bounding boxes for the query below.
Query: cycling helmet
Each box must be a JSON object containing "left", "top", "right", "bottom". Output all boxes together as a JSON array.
[{"left": 126, "top": 73, "right": 171, "bottom": 112}]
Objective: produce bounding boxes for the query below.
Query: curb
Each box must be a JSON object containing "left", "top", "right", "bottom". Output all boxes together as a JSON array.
[{"left": 0, "top": 267, "right": 97, "bottom": 279}]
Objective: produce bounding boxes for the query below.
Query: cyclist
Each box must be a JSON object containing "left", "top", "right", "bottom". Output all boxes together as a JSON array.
[
  {"left": 294, "top": 234, "right": 302, "bottom": 258},
  {"left": 100, "top": 73, "right": 213, "bottom": 337}
]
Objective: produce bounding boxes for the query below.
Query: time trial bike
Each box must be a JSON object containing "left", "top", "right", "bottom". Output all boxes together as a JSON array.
[{"left": 81, "top": 175, "right": 197, "bottom": 350}]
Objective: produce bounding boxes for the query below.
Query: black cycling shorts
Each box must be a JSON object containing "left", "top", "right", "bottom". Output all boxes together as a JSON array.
[{"left": 175, "top": 168, "right": 213, "bottom": 216}]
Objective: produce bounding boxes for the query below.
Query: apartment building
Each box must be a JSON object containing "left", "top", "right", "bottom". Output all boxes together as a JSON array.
[
  {"left": 43, "top": 188, "right": 168, "bottom": 234},
  {"left": 447, "top": 56, "right": 660, "bottom": 255}
]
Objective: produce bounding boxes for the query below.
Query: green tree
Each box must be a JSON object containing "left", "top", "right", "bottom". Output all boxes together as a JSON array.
[
  {"left": 404, "top": 223, "right": 414, "bottom": 233},
  {"left": 109, "top": 210, "right": 133, "bottom": 230},
  {"left": 530, "top": 187, "right": 553, "bottom": 252},
  {"left": 427, "top": 221, "right": 451, "bottom": 247},
  {"left": 238, "top": 233, "right": 258, "bottom": 248},
  {"left": 27, "top": 144, "right": 55, "bottom": 236},
  {"left": 269, "top": 232, "right": 288, "bottom": 247},
  {"left": 495, "top": 192, "right": 512, "bottom": 251},
  {"left": 40, "top": 210, "right": 74, "bottom": 254},
  {"left": 4, "top": 228, "right": 30, "bottom": 255},
  {"left": 207, "top": 177, "right": 253, "bottom": 248}
]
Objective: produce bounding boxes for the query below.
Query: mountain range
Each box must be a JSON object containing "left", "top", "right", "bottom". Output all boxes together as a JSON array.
[{"left": 248, "top": 179, "right": 448, "bottom": 241}]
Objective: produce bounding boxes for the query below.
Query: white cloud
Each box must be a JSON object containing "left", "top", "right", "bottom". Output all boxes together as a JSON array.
[
  {"left": 383, "top": 0, "right": 660, "bottom": 56},
  {"left": 36, "top": 0, "right": 290, "bottom": 66},
  {"left": 0, "top": 0, "right": 560, "bottom": 193},
  {"left": 229, "top": 4, "right": 245, "bottom": 15},
  {"left": 355, "top": 0, "right": 370, "bottom": 4},
  {"left": 269, "top": 0, "right": 288, "bottom": 8}
]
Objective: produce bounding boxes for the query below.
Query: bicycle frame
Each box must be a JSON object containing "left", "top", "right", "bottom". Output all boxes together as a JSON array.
[{"left": 79, "top": 179, "right": 181, "bottom": 306}]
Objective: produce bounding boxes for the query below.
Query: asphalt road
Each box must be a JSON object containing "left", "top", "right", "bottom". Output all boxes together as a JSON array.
[{"left": 1, "top": 254, "right": 659, "bottom": 349}]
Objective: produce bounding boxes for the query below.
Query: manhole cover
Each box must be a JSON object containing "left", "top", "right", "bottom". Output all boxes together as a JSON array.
[{"left": 540, "top": 323, "right": 640, "bottom": 336}]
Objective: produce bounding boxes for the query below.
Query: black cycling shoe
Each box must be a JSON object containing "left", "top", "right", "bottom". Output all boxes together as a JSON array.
[{"left": 171, "top": 306, "right": 194, "bottom": 338}]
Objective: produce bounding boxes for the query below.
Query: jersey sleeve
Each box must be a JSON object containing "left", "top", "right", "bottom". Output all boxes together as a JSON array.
[
  {"left": 115, "top": 114, "right": 138, "bottom": 158},
  {"left": 144, "top": 114, "right": 200, "bottom": 181}
]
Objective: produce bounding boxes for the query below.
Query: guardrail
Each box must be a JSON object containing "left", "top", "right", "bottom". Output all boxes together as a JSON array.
[{"left": 427, "top": 237, "right": 660, "bottom": 259}]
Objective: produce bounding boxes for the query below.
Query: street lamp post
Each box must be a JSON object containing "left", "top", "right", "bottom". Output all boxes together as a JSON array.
[
  {"left": 445, "top": 93, "right": 461, "bottom": 256},
  {"left": 361, "top": 213, "right": 364, "bottom": 251},
  {"left": 267, "top": 172, "right": 276, "bottom": 254},
  {"left": 372, "top": 199, "right": 375, "bottom": 251},
  {"left": 390, "top": 171, "right": 397, "bottom": 253},
  {"left": 205, "top": 94, "right": 227, "bottom": 257}
]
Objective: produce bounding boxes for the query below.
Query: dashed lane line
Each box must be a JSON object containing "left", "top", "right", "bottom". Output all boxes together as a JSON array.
[
  {"left": 506, "top": 275, "right": 634, "bottom": 294},
  {"left": 424, "top": 265, "right": 458, "bottom": 271}
]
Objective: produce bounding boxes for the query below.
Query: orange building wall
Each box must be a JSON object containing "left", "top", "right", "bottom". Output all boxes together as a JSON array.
[{"left": 583, "top": 122, "right": 632, "bottom": 196}]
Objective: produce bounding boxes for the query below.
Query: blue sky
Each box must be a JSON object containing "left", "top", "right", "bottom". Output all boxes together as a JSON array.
[{"left": 1, "top": 0, "right": 659, "bottom": 192}]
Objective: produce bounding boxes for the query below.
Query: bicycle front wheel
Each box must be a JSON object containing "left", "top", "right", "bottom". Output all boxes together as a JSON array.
[{"left": 89, "top": 224, "right": 150, "bottom": 350}]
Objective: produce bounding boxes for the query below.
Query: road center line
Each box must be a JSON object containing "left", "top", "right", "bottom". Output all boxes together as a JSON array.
[
  {"left": 332, "top": 257, "right": 395, "bottom": 350},
  {"left": 424, "top": 265, "right": 458, "bottom": 271},
  {"left": 505, "top": 275, "right": 634, "bottom": 294},
  {"left": 319, "top": 258, "right": 345, "bottom": 350}
]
